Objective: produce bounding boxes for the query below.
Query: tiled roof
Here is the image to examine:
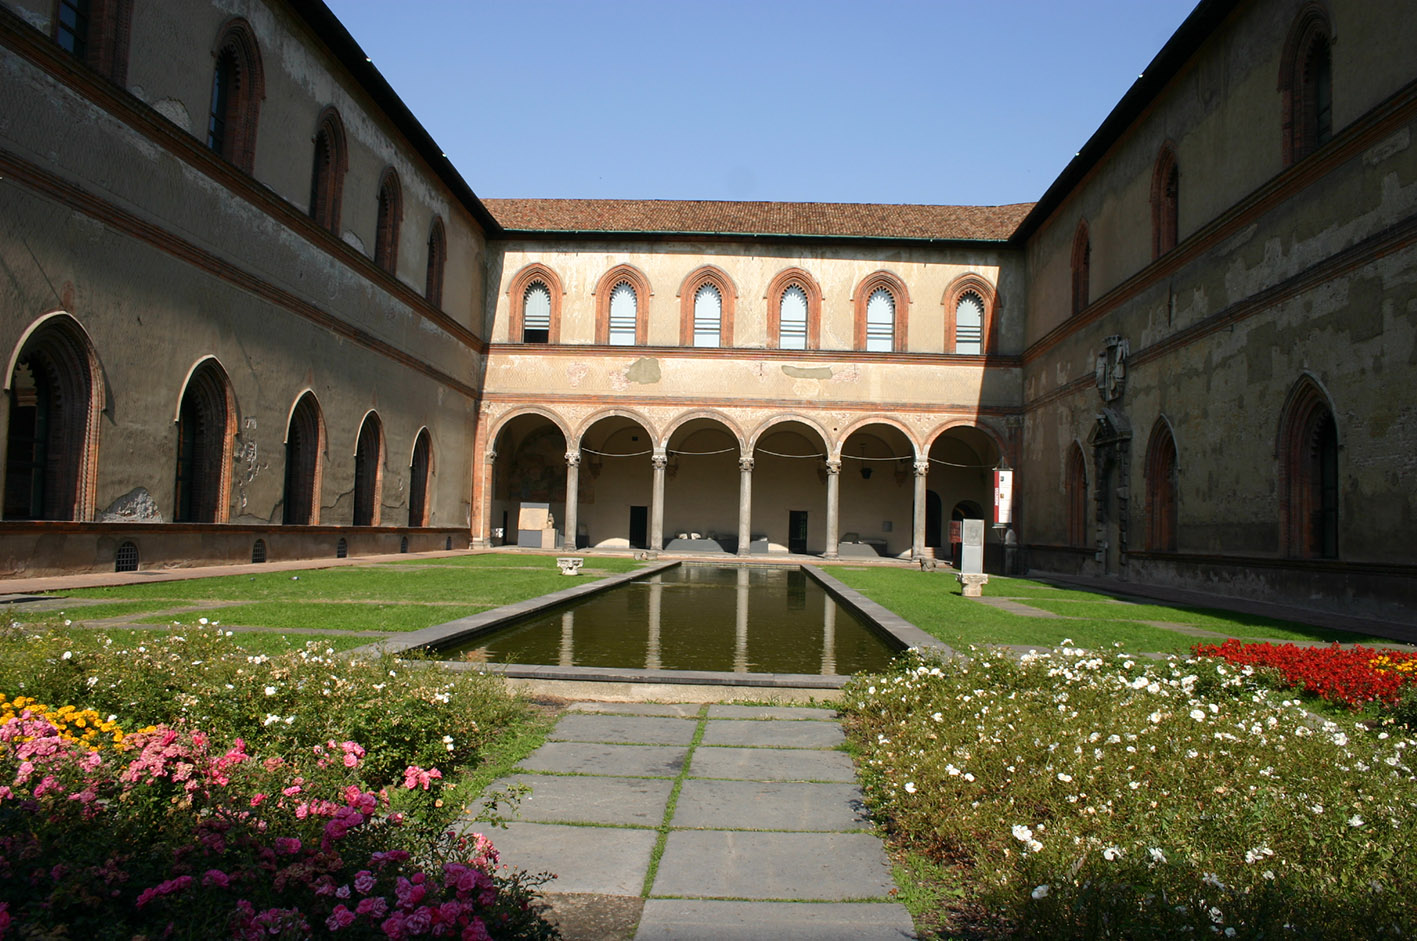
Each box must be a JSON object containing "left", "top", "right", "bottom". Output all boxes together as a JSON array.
[{"left": 484, "top": 198, "right": 1034, "bottom": 242}]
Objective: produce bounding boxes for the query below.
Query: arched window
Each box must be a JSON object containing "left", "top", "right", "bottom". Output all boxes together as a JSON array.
[
  {"left": 955, "top": 292, "right": 985, "bottom": 354},
  {"left": 54, "top": 0, "right": 131, "bottom": 83},
  {"left": 854, "top": 273, "right": 909, "bottom": 352},
  {"left": 1071, "top": 221, "right": 1091, "bottom": 316},
  {"left": 174, "top": 360, "right": 234, "bottom": 523},
  {"left": 352, "top": 412, "right": 383, "bottom": 526},
  {"left": 206, "top": 19, "right": 264, "bottom": 173},
  {"left": 309, "top": 109, "right": 347, "bottom": 234},
  {"left": 1279, "top": 378, "right": 1339, "bottom": 558},
  {"left": 1151, "top": 145, "right": 1179, "bottom": 258},
  {"left": 594, "top": 265, "right": 651, "bottom": 345},
  {"left": 1280, "top": 5, "right": 1334, "bottom": 166},
  {"left": 765, "top": 268, "right": 822, "bottom": 350},
  {"left": 1066, "top": 444, "right": 1088, "bottom": 548},
  {"left": 508, "top": 264, "right": 563, "bottom": 344},
  {"left": 425, "top": 217, "right": 446, "bottom": 307},
  {"left": 4, "top": 315, "right": 102, "bottom": 521},
  {"left": 282, "top": 392, "right": 324, "bottom": 525},
  {"left": 408, "top": 428, "right": 432, "bottom": 526},
  {"left": 1145, "top": 420, "right": 1178, "bottom": 551},
  {"left": 942, "top": 274, "right": 999, "bottom": 355},
  {"left": 678, "top": 267, "right": 736, "bottom": 347},
  {"left": 374, "top": 169, "right": 402, "bottom": 273},
  {"left": 521, "top": 282, "right": 552, "bottom": 343}
]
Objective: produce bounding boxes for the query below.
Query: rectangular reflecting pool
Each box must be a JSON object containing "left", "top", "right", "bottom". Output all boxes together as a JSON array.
[{"left": 438, "top": 564, "right": 900, "bottom": 675}]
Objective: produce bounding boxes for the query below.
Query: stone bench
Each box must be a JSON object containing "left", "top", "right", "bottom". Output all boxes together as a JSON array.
[{"left": 556, "top": 557, "right": 584, "bottom": 576}]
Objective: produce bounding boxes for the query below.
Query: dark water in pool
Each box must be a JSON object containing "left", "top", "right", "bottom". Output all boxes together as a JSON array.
[{"left": 440, "top": 565, "right": 899, "bottom": 675}]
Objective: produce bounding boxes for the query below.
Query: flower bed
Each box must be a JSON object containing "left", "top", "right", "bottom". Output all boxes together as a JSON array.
[
  {"left": 1193, "top": 638, "right": 1417, "bottom": 708},
  {"left": 843, "top": 647, "right": 1417, "bottom": 939}
]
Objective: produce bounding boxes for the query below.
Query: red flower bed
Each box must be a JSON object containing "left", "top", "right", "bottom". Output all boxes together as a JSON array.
[{"left": 1193, "top": 638, "right": 1417, "bottom": 708}]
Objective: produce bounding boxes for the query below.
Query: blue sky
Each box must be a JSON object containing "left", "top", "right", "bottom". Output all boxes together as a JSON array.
[{"left": 323, "top": 1, "right": 1199, "bottom": 207}]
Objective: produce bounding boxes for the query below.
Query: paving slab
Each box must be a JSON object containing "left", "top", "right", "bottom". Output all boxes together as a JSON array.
[
  {"left": 518, "top": 741, "right": 687, "bottom": 778},
  {"left": 486, "top": 823, "right": 656, "bottom": 896},
  {"left": 672, "top": 779, "right": 868, "bottom": 832},
  {"left": 652, "top": 831, "right": 896, "bottom": 899},
  {"left": 542, "top": 893, "right": 643, "bottom": 941},
  {"left": 569, "top": 702, "right": 702, "bottom": 717},
  {"left": 634, "top": 900, "right": 916, "bottom": 940},
  {"left": 689, "top": 745, "right": 856, "bottom": 782},
  {"left": 494, "top": 773, "right": 674, "bottom": 826},
  {"left": 706, "top": 704, "right": 838, "bottom": 721},
  {"left": 549, "top": 713, "right": 699, "bottom": 745},
  {"left": 701, "top": 718, "right": 845, "bottom": 749}
]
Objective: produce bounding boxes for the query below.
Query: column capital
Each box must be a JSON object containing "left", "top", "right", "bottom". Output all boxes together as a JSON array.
[
  {"left": 484, "top": 449, "right": 497, "bottom": 465},
  {"left": 913, "top": 459, "right": 931, "bottom": 477},
  {"left": 565, "top": 450, "right": 581, "bottom": 467},
  {"left": 652, "top": 452, "right": 668, "bottom": 471},
  {"left": 739, "top": 456, "right": 755, "bottom": 473},
  {"left": 824, "top": 459, "right": 841, "bottom": 475}
]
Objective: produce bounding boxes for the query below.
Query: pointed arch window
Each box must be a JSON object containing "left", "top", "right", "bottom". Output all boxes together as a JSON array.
[
  {"left": 174, "top": 360, "right": 234, "bottom": 523},
  {"left": 508, "top": 263, "right": 563, "bottom": 344},
  {"left": 594, "top": 265, "right": 651, "bottom": 345},
  {"left": 1151, "top": 146, "right": 1179, "bottom": 258},
  {"left": 766, "top": 268, "right": 822, "bottom": 350},
  {"left": 408, "top": 429, "right": 432, "bottom": 527},
  {"left": 425, "top": 218, "right": 446, "bottom": 307},
  {"left": 677, "top": 267, "right": 736, "bottom": 347},
  {"left": 283, "top": 393, "right": 324, "bottom": 525},
  {"left": 955, "top": 292, "right": 985, "bottom": 354},
  {"left": 522, "top": 282, "right": 552, "bottom": 343},
  {"left": 309, "top": 109, "right": 348, "bottom": 234},
  {"left": 206, "top": 19, "right": 265, "bottom": 174},
  {"left": 608, "top": 283, "right": 637, "bottom": 345},
  {"left": 4, "top": 317, "right": 102, "bottom": 521},
  {"left": 1145, "top": 421, "right": 1179, "bottom": 551},
  {"left": 374, "top": 169, "right": 402, "bottom": 273},
  {"left": 779, "top": 286, "right": 809, "bottom": 349},
  {"left": 854, "top": 273, "right": 908, "bottom": 352},
  {"left": 353, "top": 412, "right": 382, "bottom": 526},
  {"left": 1280, "top": 379, "right": 1339, "bottom": 558},
  {"left": 1066, "top": 444, "right": 1088, "bottom": 548},
  {"left": 55, "top": 0, "right": 131, "bottom": 82},
  {"left": 865, "top": 289, "right": 895, "bottom": 351},
  {"left": 692, "top": 284, "right": 722, "bottom": 347},
  {"left": 1280, "top": 6, "right": 1334, "bottom": 166},
  {"left": 1071, "top": 222, "right": 1091, "bottom": 316}
]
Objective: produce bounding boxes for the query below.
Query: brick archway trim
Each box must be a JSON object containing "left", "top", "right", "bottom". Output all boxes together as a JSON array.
[
  {"left": 941, "top": 272, "right": 1000, "bottom": 355},
  {"left": 507, "top": 263, "right": 565, "bottom": 344}
]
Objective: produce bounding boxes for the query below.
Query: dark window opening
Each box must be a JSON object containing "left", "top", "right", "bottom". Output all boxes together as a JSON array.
[
  {"left": 336, "top": 537, "right": 348, "bottom": 559},
  {"left": 353, "top": 415, "right": 381, "bottom": 526},
  {"left": 57, "top": 0, "right": 90, "bottom": 57},
  {"left": 408, "top": 430, "right": 431, "bottom": 527},
  {"left": 400, "top": 536, "right": 409, "bottom": 554},
  {"left": 115, "top": 540, "right": 138, "bottom": 573},
  {"left": 206, "top": 47, "right": 235, "bottom": 156},
  {"left": 251, "top": 539, "right": 267, "bottom": 564}
]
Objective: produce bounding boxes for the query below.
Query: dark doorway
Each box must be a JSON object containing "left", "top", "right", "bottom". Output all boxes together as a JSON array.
[
  {"left": 788, "top": 510, "right": 808, "bottom": 553},
  {"left": 629, "top": 505, "right": 649, "bottom": 549},
  {"left": 925, "top": 491, "right": 942, "bottom": 548}
]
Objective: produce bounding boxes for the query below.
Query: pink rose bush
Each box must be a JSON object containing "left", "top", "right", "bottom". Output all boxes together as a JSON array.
[{"left": 0, "top": 708, "right": 556, "bottom": 940}]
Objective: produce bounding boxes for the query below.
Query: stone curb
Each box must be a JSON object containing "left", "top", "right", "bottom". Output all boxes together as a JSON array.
[{"left": 803, "top": 565, "right": 955, "bottom": 658}]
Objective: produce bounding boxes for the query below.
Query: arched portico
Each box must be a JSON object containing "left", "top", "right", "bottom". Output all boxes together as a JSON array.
[
  {"left": 577, "top": 413, "right": 656, "bottom": 549},
  {"left": 664, "top": 416, "right": 742, "bottom": 552},
  {"left": 838, "top": 423, "right": 920, "bottom": 559},
  {"left": 490, "top": 412, "right": 568, "bottom": 548},
  {"left": 926, "top": 424, "right": 1003, "bottom": 569},
  {"left": 747, "top": 419, "right": 829, "bottom": 555}
]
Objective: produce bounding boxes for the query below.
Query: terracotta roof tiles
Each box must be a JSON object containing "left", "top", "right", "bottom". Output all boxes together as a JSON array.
[{"left": 483, "top": 198, "right": 1033, "bottom": 242}]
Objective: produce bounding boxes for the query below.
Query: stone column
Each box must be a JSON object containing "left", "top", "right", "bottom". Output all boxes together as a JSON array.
[
  {"left": 649, "top": 450, "right": 667, "bottom": 552},
  {"left": 562, "top": 450, "right": 580, "bottom": 550},
  {"left": 911, "top": 459, "right": 930, "bottom": 560},
  {"left": 478, "top": 448, "right": 497, "bottom": 547},
  {"left": 823, "top": 459, "right": 841, "bottom": 560},
  {"left": 736, "top": 455, "right": 754, "bottom": 556}
]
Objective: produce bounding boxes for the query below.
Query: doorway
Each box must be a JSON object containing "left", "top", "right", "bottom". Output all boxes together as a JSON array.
[
  {"left": 629, "top": 505, "right": 649, "bottom": 549},
  {"left": 788, "top": 510, "right": 808, "bottom": 553}
]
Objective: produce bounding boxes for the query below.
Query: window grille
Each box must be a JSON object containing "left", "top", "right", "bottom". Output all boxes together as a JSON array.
[
  {"left": 400, "top": 536, "right": 409, "bottom": 553},
  {"left": 779, "top": 286, "right": 808, "bottom": 349},
  {"left": 115, "top": 541, "right": 139, "bottom": 573},
  {"left": 955, "top": 292, "right": 984, "bottom": 354},
  {"left": 523, "top": 282, "right": 551, "bottom": 343},
  {"left": 251, "top": 539, "right": 267, "bottom": 564},
  {"left": 865, "top": 288, "right": 895, "bottom": 352},
  {"left": 693, "top": 283, "right": 721, "bottom": 347},
  {"left": 608, "top": 281, "right": 637, "bottom": 345},
  {"left": 336, "top": 537, "right": 348, "bottom": 559}
]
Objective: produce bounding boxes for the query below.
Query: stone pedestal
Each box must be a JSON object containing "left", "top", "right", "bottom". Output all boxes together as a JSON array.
[{"left": 956, "top": 573, "right": 990, "bottom": 598}]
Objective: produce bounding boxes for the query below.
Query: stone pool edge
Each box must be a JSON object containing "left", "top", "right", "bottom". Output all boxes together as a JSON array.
[{"left": 801, "top": 566, "right": 955, "bottom": 659}]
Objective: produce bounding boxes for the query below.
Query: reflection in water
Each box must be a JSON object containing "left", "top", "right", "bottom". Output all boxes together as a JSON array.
[{"left": 446, "top": 564, "right": 898, "bottom": 675}]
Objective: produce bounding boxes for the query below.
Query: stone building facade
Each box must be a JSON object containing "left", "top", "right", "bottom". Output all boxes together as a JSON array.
[{"left": 0, "top": 0, "right": 1412, "bottom": 622}]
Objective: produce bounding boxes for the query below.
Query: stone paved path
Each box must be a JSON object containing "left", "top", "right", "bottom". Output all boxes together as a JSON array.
[{"left": 476, "top": 702, "right": 915, "bottom": 941}]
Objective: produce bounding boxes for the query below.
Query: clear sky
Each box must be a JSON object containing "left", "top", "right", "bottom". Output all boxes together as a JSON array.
[{"left": 322, "top": 0, "right": 1200, "bottom": 207}]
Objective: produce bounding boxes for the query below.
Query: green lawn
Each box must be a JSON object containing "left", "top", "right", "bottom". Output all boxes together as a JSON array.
[
  {"left": 133, "top": 601, "right": 495, "bottom": 633},
  {"left": 829, "top": 567, "right": 1397, "bottom": 653}
]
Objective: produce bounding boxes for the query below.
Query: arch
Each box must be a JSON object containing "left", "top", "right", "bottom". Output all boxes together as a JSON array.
[
  {"left": 593, "top": 264, "right": 652, "bottom": 346},
  {"left": 486, "top": 406, "right": 574, "bottom": 451},
  {"left": 373, "top": 167, "right": 402, "bottom": 273},
  {"left": 1144, "top": 417, "right": 1179, "bottom": 551},
  {"left": 1277, "top": 375, "right": 1340, "bottom": 558},
  {"left": 1279, "top": 3, "right": 1334, "bottom": 166},
  {"left": 309, "top": 107, "right": 348, "bottom": 234},
  {"left": 1150, "top": 142, "right": 1179, "bottom": 258},
  {"left": 281, "top": 391, "right": 324, "bottom": 525},
  {"left": 852, "top": 271, "right": 910, "bottom": 352},
  {"left": 833, "top": 415, "right": 921, "bottom": 461},
  {"left": 764, "top": 267, "right": 822, "bottom": 350},
  {"left": 922, "top": 418, "right": 1010, "bottom": 465},
  {"left": 352, "top": 410, "right": 383, "bottom": 526},
  {"left": 662, "top": 409, "right": 747, "bottom": 452},
  {"left": 574, "top": 406, "right": 660, "bottom": 445},
  {"left": 1071, "top": 220, "right": 1091, "bottom": 316},
  {"left": 424, "top": 216, "right": 446, "bottom": 308},
  {"left": 746, "top": 412, "right": 832, "bottom": 453},
  {"left": 54, "top": 0, "right": 132, "bottom": 82},
  {"left": 1066, "top": 441, "right": 1089, "bottom": 547},
  {"left": 173, "top": 357, "right": 235, "bottom": 523},
  {"left": 408, "top": 427, "right": 433, "bottom": 527},
  {"left": 507, "top": 263, "right": 565, "bottom": 344},
  {"left": 3, "top": 312, "right": 103, "bottom": 521},
  {"left": 206, "top": 17, "right": 265, "bottom": 173},
  {"left": 677, "top": 265, "right": 738, "bottom": 347},
  {"left": 942, "top": 273, "right": 1001, "bottom": 355}
]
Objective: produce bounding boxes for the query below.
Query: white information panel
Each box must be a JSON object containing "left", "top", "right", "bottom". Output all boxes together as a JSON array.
[{"left": 994, "top": 470, "right": 1014, "bottom": 525}]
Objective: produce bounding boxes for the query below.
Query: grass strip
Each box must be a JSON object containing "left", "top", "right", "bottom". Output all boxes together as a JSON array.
[
  {"left": 641, "top": 704, "right": 709, "bottom": 898},
  {"left": 455, "top": 708, "right": 560, "bottom": 824},
  {"left": 132, "top": 601, "right": 495, "bottom": 633}
]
